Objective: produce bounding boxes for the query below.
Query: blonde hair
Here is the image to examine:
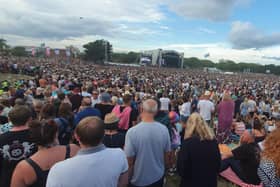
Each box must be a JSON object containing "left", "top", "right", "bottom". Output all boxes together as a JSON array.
[
  {"left": 222, "top": 92, "right": 232, "bottom": 102},
  {"left": 184, "top": 113, "right": 215, "bottom": 141}
]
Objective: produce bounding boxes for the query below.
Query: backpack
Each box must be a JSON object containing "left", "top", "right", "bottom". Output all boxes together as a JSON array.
[
  {"left": 57, "top": 117, "right": 73, "bottom": 145},
  {"left": 112, "top": 105, "right": 132, "bottom": 130}
]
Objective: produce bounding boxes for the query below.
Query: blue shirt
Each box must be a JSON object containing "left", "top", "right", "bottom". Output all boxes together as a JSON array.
[
  {"left": 74, "top": 107, "right": 101, "bottom": 126},
  {"left": 124, "top": 121, "right": 171, "bottom": 186},
  {"left": 47, "top": 144, "right": 128, "bottom": 187}
]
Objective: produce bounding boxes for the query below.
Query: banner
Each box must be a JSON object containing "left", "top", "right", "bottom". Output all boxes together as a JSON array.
[{"left": 54, "top": 49, "right": 60, "bottom": 55}]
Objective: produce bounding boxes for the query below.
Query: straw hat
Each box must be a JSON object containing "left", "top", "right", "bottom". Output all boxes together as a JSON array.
[{"left": 104, "top": 113, "right": 119, "bottom": 125}]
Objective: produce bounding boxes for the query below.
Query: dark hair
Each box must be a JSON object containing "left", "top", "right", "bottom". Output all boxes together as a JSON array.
[
  {"left": 0, "top": 104, "right": 4, "bottom": 111},
  {"left": 40, "top": 104, "right": 56, "bottom": 120},
  {"left": 123, "top": 94, "right": 132, "bottom": 104},
  {"left": 58, "top": 103, "right": 73, "bottom": 118},
  {"left": 8, "top": 106, "right": 32, "bottom": 126},
  {"left": 75, "top": 117, "right": 104, "bottom": 146},
  {"left": 57, "top": 92, "right": 65, "bottom": 100},
  {"left": 0, "top": 99, "right": 10, "bottom": 107},
  {"left": 29, "top": 120, "right": 58, "bottom": 147},
  {"left": 15, "top": 98, "right": 25, "bottom": 106},
  {"left": 253, "top": 118, "right": 263, "bottom": 131}
]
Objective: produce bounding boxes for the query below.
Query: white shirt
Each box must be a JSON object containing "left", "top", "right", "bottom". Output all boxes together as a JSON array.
[
  {"left": 180, "top": 102, "right": 191, "bottom": 117},
  {"left": 160, "top": 97, "right": 170, "bottom": 111},
  {"left": 91, "top": 98, "right": 100, "bottom": 107},
  {"left": 197, "top": 99, "right": 215, "bottom": 121}
]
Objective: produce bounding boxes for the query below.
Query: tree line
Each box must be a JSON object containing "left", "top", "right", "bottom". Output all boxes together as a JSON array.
[{"left": 1, "top": 38, "right": 280, "bottom": 75}]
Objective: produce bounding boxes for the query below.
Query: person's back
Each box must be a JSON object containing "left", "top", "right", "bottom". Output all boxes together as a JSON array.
[
  {"left": 0, "top": 106, "right": 37, "bottom": 187},
  {"left": 180, "top": 102, "right": 191, "bottom": 117},
  {"left": 159, "top": 97, "right": 170, "bottom": 111},
  {"left": 125, "top": 99, "right": 171, "bottom": 187},
  {"left": 103, "top": 132, "right": 125, "bottom": 148},
  {"left": 178, "top": 137, "right": 220, "bottom": 187},
  {"left": 69, "top": 93, "right": 82, "bottom": 112},
  {"left": 47, "top": 145, "right": 127, "bottom": 187},
  {"left": 177, "top": 113, "right": 220, "bottom": 187},
  {"left": 125, "top": 121, "right": 170, "bottom": 186},
  {"left": 198, "top": 99, "right": 214, "bottom": 121},
  {"left": 95, "top": 103, "right": 114, "bottom": 120},
  {"left": 47, "top": 117, "right": 128, "bottom": 187}
]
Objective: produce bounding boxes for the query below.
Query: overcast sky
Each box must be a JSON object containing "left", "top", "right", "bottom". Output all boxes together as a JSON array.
[{"left": 1, "top": 0, "right": 280, "bottom": 64}]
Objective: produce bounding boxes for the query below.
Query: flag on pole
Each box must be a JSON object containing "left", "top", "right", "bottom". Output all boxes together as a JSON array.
[
  {"left": 31, "top": 48, "right": 36, "bottom": 56},
  {"left": 46, "top": 47, "right": 51, "bottom": 57}
]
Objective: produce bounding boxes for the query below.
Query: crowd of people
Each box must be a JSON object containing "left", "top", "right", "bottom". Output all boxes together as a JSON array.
[{"left": 0, "top": 56, "right": 280, "bottom": 187}]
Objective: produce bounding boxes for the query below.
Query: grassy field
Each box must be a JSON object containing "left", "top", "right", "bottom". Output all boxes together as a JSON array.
[{"left": 166, "top": 175, "right": 237, "bottom": 187}]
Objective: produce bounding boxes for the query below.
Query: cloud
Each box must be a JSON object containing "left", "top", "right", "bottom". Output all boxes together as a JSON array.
[
  {"left": 0, "top": 0, "right": 164, "bottom": 40},
  {"left": 262, "top": 56, "right": 280, "bottom": 61},
  {"left": 168, "top": 0, "right": 250, "bottom": 22},
  {"left": 229, "top": 21, "right": 280, "bottom": 49},
  {"left": 159, "top": 26, "right": 169, "bottom": 30},
  {"left": 198, "top": 27, "right": 216, "bottom": 34},
  {"left": 154, "top": 43, "right": 280, "bottom": 65}
]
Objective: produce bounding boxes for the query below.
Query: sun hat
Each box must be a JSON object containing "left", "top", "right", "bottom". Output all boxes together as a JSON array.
[{"left": 104, "top": 113, "right": 119, "bottom": 125}]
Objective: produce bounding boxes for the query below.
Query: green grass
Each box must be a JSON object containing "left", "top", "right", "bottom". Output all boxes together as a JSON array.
[{"left": 165, "top": 175, "right": 237, "bottom": 187}]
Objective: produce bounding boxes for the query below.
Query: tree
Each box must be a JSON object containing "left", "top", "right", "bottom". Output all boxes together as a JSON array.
[
  {"left": 83, "top": 40, "right": 112, "bottom": 63},
  {"left": 0, "top": 39, "right": 10, "bottom": 56},
  {"left": 11, "top": 46, "right": 28, "bottom": 57},
  {"left": 112, "top": 51, "right": 139, "bottom": 63}
]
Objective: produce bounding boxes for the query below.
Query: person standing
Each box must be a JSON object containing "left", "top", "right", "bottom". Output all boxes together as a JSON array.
[
  {"left": 0, "top": 106, "right": 37, "bottom": 187},
  {"left": 74, "top": 97, "right": 101, "bottom": 126},
  {"left": 95, "top": 92, "right": 114, "bottom": 120},
  {"left": 197, "top": 91, "right": 215, "bottom": 124},
  {"left": 46, "top": 117, "right": 128, "bottom": 187},
  {"left": 125, "top": 99, "right": 171, "bottom": 187},
  {"left": 217, "top": 93, "right": 235, "bottom": 143},
  {"left": 179, "top": 97, "right": 191, "bottom": 121},
  {"left": 112, "top": 94, "right": 137, "bottom": 132},
  {"left": 159, "top": 94, "right": 170, "bottom": 112},
  {"left": 103, "top": 113, "right": 125, "bottom": 149},
  {"left": 11, "top": 120, "right": 79, "bottom": 187},
  {"left": 177, "top": 113, "right": 221, "bottom": 187}
]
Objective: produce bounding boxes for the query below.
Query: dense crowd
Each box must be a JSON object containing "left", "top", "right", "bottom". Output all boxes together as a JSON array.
[{"left": 0, "top": 56, "right": 280, "bottom": 187}]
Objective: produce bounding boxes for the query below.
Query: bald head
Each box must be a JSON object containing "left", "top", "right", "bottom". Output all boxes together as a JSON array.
[
  {"left": 142, "top": 99, "right": 158, "bottom": 114},
  {"left": 75, "top": 117, "right": 104, "bottom": 147}
]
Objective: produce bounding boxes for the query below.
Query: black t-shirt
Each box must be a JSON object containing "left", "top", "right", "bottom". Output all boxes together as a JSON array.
[
  {"left": 69, "top": 94, "right": 83, "bottom": 112},
  {"left": 0, "top": 130, "right": 37, "bottom": 187},
  {"left": 95, "top": 104, "right": 114, "bottom": 120},
  {"left": 232, "top": 143, "right": 261, "bottom": 185},
  {"left": 177, "top": 137, "right": 221, "bottom": 187},
  {"left": 120, "top": 106, "right": 138, "bottom": 128},
  {"left": 103, "top": 132, "right": 125, "bottom": 148}
]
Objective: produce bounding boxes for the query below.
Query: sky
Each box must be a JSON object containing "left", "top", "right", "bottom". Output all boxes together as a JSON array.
[{"left": 1, "top": 0, "right": 280, "bottom": 64}]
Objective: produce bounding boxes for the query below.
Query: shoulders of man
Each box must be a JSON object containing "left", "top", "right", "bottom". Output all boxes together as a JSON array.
[{"left": 130, "top": 121, "right": 168, "bottom": 133}]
